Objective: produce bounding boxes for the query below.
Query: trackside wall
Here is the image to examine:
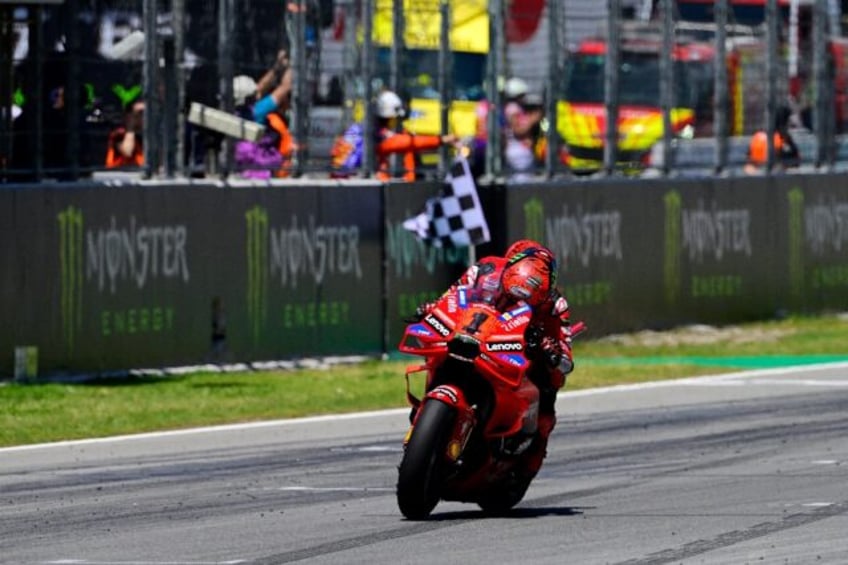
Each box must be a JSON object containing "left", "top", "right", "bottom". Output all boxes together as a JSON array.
[
  {"left": 1, "top": 175, "right": 847, "bottom": 377},
  {"left": 507, "top": 176, "right": 848, "bottom": 334}
]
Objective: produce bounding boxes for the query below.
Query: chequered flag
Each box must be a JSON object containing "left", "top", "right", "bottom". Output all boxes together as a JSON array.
[{"left": 403, "top": 156, "right": 491, "bottom": 248}]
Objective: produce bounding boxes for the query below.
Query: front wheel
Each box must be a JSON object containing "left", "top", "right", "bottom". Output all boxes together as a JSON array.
[{"left": 396, "top": 400, "right": 456, "bottom": 520}]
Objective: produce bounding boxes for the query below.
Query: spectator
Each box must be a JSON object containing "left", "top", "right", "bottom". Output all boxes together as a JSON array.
[
  {"left": 105, "top": 96, "right": 144, "bottom": 168},
  {"left": 331, "top": 89, "right": 457, "bottom": 181},
  {"left": 233, "top": 74, "right": 284, "bottom": 179},
  {"left": 470, "top": 79, "right": 507, "bottom": 179},
  {"left": 502, "top": 77, "right": 543, "bottom": 181},
  {"left": 744, "top": 106, "right": 800, "bottom": 175},
  {"left": 249, "top": 49, "right": 294, "bottom": 177}
]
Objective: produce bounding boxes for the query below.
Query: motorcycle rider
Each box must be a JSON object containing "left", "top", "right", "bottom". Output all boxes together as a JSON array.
[{"left": 412, "top": 239, "right": 574, "bottom": 481}]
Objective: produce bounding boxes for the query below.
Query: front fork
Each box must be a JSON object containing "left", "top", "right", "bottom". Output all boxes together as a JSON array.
[{"left": 404, "top": 366, "right": 476, "bottom": 463}]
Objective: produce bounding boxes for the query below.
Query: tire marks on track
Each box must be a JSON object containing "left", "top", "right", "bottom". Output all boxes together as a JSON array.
[{"left": 613, "top": 500, "right": 848, "bottom": 565}]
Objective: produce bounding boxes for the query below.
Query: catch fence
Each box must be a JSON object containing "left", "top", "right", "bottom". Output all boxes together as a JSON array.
[{"left": 1, "top": 0, "right": 846, "bottom": 182}]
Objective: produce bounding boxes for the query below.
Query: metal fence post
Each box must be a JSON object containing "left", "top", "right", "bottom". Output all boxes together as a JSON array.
[
  {"left": 0, "top": 6, "right": 11, "bottom": 181},
  {"left": 544, "top": 0, "right": 564, "bottom": 179},
  {"left": 391, "top": 0, "right": 403, "bottom": 95},
  {"left": 362, "top": 0, "right": 375, "bottom": 178},
  {"left": 288, "top": 0, "right": 307, "bottom": 177},
  {"left": 813, "top": 0, "right": 834, "bottom": 169},
  {"left": 438, "top": 0, "right": 451, "bottom": 176},
  {"left": 217, "top": 0, "right": 234, "bottom": 179},
  {"left": 485, "top": 0, "right": 503, "bottom": 179},
  {"left": 33, "top": 6, "right": 44, "bottom": 180},
  {"left": 603, "top": 0, "right": 620, "bottom": 176},
  {"left": 659, "top": 0, "right": 674, "bottom": 176},
  {"left": 173, "top": 0, "right": 186, "bottom": 177},
  {"left": 143, "top": 0, "right": 160, "bottom": 178},
  {"left": 341, "top": 0, "right": 357, "bottom": 130},
  {"left": 66, "top": 0, "right": 81, "bottom": 180},
  {"left": 162, "top": 30, "right": 176, "bottom": 178},
  {"left": 765, "top": 0, "right": 778, "bottom": 173},
  {"left": 714, "top": 0, "right": 729, "bottom": 174},
  {"left": 389, "top": 0, "right": 404, "bottom": 178}
]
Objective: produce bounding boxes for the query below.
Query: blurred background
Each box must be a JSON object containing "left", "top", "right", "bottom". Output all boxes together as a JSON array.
[{"left": 2, "top": 0, "right": 848, "bottom": 182}]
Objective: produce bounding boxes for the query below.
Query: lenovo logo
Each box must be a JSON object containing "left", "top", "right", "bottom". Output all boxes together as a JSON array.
[
  {"left": 424, "top": 314, "right": 451, "bottom": 337},
  {"left": 485, "top": 342, "right": 523, "bottom": 352}
]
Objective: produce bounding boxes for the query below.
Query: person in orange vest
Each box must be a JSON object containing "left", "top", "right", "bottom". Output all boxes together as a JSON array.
[
  {"left": 372, "top": 90, "right": 457, "bottom": 181},
  {"left": 745, "top": 106, "right": 800, "bottom": 174},
  {"left": 332, "top": 90, "right": 457, "bottom": 180},
  {"left": 105, "top": 97, "right": 145, "bottom": 168},
  {"left": 252, "top": 49, "right": 294, "bottom": 177}
]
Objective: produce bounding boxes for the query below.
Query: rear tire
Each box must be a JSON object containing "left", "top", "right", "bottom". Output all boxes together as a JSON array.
[
  {"left": 476, "top": 474, "right": 532, "bottom": 515},
  {"left": 397, "top": 400, "right": 456, "bottom": 520}
]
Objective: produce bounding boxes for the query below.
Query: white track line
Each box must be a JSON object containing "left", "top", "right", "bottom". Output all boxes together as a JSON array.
[{"left": 4, "top": 361, "right": 848, "bottom": 454}]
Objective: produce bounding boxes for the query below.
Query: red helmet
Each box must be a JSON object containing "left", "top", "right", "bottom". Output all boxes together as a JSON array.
[
  {"left": 505, "top": 239, "right": 558, "bottom": 286},
  {"left": 505, "top": 239, "right": 543, "bottom": 258},
  {"left": 500, "top": 255, "right": 552, "bottom": 307}
]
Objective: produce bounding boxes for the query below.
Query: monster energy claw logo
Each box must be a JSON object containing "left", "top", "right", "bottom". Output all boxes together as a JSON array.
[
  {"left": 246, "top": 206, "right": 269, "bottom": 344},
  {"left": 788, "top": 188, "right": 804, "bottom": 301},
  {"left": 664, "top": 190, "right": 682, "bottom": 306},
  {"left": 58, "top": 206, "right": 84, "bottom": 353},
  {"left": 524, "top": 198, "right": 545, "bottom": 243}
]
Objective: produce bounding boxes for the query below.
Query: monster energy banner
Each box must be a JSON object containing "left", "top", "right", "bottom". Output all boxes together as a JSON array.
[
  {"left": 505, "top": 176, "right": 848, "bottom": 335},
  {"left": 781, "top": 175, "right": 848, "bottom": 312},
  {"left": 2, "top": 175, "right": 848, "bottom": 378},
  {"left": 1, "top": 182, "right": 383, "bottom": 376}
]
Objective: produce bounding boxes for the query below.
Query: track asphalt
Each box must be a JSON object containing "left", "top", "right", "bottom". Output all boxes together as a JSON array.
[{"left": 581, "top": 354, "right": 848, "bottom": 369}]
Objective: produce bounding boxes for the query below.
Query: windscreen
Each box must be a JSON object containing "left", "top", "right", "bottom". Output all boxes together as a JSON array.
[
  {"left": 375, "top": 48, "right": 486, "bottom": 102},
  {"left": 563, "top": 51, "right": 711, "bottom": 109}
]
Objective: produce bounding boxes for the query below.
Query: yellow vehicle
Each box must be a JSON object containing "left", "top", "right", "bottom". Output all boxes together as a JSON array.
[
  {"left": 558, "top": 22, "right": 767, "bottom": 173},
  {"left": 371, "top": 0, "right": 488, "bottom": 139}
]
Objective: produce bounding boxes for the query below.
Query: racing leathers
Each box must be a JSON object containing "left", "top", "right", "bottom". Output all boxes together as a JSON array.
[{"left": 414, "top": 253, "right": 574, "bottom": 479}]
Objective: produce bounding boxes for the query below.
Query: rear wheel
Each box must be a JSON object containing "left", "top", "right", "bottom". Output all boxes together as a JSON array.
[
  {"left": 396, "top": 400, "right": 456, "bottom": 520},
  {"left": 476, "top": 474, "right": 533, "bottom": 515}
]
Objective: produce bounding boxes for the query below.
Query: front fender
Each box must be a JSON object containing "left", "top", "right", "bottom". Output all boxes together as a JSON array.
[{"left": 416, "top": 385, "right": 477, "bottom": 463}]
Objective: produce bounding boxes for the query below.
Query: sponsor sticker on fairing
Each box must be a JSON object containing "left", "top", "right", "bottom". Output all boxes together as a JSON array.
[
  {"left": 502, "top": 314, "right": 531, "bottom": 331},
  {"left": 432, "top": 385, "right": 459, "bottom": 404},
  {"left": 499, "top": 304, "right": 531, "bottom": 322},
  {"left": 485, "top": 341, "right": 523, "bottom": 352},
  {"left": 410, "top": 323, "right": 435, "bottom": 337},
  {"left": 482, "top": 352, "right": 526, "bottom": 367},
  {"left": 447, "top": 292, "right": 458, "bottom": 313},
  {"left": 499, "top": 353, "right": 527, "bottom": 367},
  {"left": 424, "top": 314, "right": 451, "bottom": 337},
  {"left": 457, "top": 286, "right": 469, "bottom": 309}
]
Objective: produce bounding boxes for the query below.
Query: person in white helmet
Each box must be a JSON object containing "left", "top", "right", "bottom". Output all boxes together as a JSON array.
[
  {"left": 331, "top": 89, "right": 458, "bottom": 180},
  {"left": 231, "top": 50, "right": 293, "bottom": 178}
]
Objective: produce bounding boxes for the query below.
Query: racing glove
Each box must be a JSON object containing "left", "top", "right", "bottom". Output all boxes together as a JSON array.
[
  {"left": 541, "top": 336, "right": 574, "bottom": 377},
  {"left": 404, "top": 301, "right": 436, "bottom": 323},
  {"left": 539, "top": 336, "right": 563, "bottom": 369}
]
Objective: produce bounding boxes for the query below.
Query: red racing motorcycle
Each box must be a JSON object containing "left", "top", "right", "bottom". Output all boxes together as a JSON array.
[{"left": 396, "top": 285, "right": 583, "bottom": 519}]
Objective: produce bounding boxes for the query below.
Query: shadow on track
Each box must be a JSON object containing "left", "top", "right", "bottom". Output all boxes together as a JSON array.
[{"left": 422, "top": 505, "right": 590, "bottom": 521}]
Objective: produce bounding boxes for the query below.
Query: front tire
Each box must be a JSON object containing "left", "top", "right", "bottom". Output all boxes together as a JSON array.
[{"left": 396, "top": 400, "right": 456, "bottom": 520}]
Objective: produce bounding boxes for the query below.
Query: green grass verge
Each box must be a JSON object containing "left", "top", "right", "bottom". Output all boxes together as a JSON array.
[{"left": 2, "top": 314, "right": 847, "bottom": 447}]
